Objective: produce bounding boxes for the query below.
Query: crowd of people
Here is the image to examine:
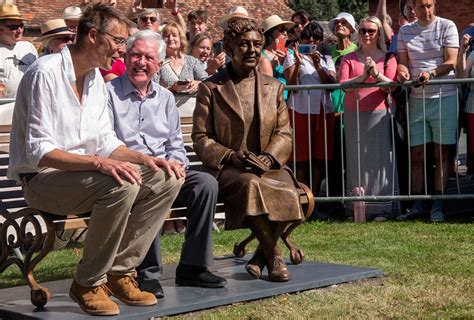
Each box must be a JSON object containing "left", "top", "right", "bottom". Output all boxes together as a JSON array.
[{"left": 0, "top": 0, "right": 473, "bottom": 316}]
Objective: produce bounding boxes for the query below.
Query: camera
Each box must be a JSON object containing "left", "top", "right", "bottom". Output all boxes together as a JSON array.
[
  {"left": 470, "top": 38, "right": 474, "bottom": 47},
  {"left": 298, "top": 44, "right": 318, "bottom": 55}
]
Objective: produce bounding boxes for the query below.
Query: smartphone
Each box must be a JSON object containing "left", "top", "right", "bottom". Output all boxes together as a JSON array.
[
  {"left": 276, "top": 39, "right": 287, "bottom": 53},
  {"left": 298, "top": 44, "right": 318, "bottom": 55},
  {"left": 213, "top": 41, "right": 224, "bottom": 55},
  {"left": 177, "top": 80, "right": 190, "bottom": 85},
  {"left": 141, "top": 0, "right": 164, "bottom": 8}
]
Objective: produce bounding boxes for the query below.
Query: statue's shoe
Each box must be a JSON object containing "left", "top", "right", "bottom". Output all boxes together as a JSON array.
[
  {"left": 245, "top": 247, "right": 266, "bottom": 279},
  {"left": 267, "top": 255, "right": 291, "bottom": 282}
]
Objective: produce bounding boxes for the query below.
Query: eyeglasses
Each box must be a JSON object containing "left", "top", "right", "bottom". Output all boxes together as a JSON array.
[
  {"left": 140, "top": 16, "right": 158, "bottom": 24},
  {"left": 359, "top": 28, "right": 377, "bottom": 36},
  {"left": 5, "top": 23, "right": 24, "bottom": 31},
  {"left": 103, "top": 31, "right": 127, "bottom": 46},
  {"left": 276, "top": 27, "right": 288, "bottom": 33},
  {"left": 57, "top": 36, "right": 74, "bottom": 42}
]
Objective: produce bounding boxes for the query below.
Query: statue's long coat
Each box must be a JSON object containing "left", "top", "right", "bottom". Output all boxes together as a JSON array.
[{"left": 192, "top": 66, "right": 304, "bottom": 230}]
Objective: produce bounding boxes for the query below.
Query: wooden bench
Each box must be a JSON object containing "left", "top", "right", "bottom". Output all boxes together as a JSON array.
[{"left": 0, "top": 117, "right": 314, "bottom": 308}]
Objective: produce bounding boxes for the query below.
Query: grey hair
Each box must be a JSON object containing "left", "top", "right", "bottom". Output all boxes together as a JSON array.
[
  {"left": 126, "top": 29, "right": 166, "bottom": 62},
  {"left": 138, "top": 8, "right": 160, "bottom": 25}
]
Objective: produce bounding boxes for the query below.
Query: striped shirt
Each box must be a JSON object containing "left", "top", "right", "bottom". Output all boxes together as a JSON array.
[{"left": 398, "top": 17, "right": 459, "bottom": 98}]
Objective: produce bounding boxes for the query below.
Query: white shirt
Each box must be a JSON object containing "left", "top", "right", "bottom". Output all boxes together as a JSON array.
[
  {"left": 0, "top": 41, "right": 38, "bottom": 98},
  {"left": 398, "top": 17, "right": 459, "bottom": 99},
  {"left": 7, "top": 46, "right": 124, "bottom": 182},
  {"left": 283, "top": 53, "right": 335, "bottom": 114}
]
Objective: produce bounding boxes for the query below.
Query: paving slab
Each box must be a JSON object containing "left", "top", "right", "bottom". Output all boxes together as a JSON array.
[{"left": 0, "top": 255, "right": 382, "bottom": 319}]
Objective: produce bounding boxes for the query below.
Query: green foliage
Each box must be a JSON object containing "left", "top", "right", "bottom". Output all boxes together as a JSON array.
[{"left": 288, "top": 0, "right": 369, "bottom": 23}]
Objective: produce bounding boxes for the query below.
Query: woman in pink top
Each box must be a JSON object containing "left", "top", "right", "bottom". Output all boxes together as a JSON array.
[{"left": 339, "top": 16, "right": 399, "bottom": 221}]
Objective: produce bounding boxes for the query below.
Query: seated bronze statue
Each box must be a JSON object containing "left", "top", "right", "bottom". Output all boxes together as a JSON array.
[{"left": 192, "top": 18, "right": 311, "bottom": 282}]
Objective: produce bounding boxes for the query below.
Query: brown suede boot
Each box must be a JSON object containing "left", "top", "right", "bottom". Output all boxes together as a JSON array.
[
  {"left": 106, "top": 274, "right": 157, "bottom": 306},
  {"left": 69, "top": 280, "right": 119, "bottom": 316},
  {"left": 245, "top": 246, "right": 266, "bottom": 279}
]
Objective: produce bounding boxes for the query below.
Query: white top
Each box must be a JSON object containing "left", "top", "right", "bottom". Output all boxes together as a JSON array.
[
  {"left": 398, "top": 16, "right": 459, "bottom": 99},
  {"left": 7, "top": 46, "right": 124, "bottom": 182},
  {"left": 0, "top": 41, "right": 38, "bottom": 98},
  {"left": 283, "top": 53, "right": 335, "bottom": 114},
  {"left": 465, "top": 51, "right": 474, "bottom": 114}
]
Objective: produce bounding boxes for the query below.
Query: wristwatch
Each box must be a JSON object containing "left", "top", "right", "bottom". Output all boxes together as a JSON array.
[{"left": 428, "top": 70, "right": 436, "bottom": 79}]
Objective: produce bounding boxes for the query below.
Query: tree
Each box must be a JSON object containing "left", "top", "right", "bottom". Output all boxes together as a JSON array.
[
  {"left": 339, "top": 0, "right": 368, "bottom": 22},
  {"left": 287, "top": 0, "right": 368, "bottom": 22}
]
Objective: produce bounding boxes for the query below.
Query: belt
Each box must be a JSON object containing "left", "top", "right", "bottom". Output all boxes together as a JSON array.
[{"left": 19, "top": 172, "right": 38, "bottom": 183}]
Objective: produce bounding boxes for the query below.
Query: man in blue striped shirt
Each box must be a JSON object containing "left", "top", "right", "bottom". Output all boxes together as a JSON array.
[
  {"left": 396, "top": 0, "right": 459, "bottom": 222},
  {"left": 107, "top": 30, "right": 227, "bottom": 297}
]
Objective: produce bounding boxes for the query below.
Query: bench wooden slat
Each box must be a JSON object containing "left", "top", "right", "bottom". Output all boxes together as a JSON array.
[
  {"left": 0, "top": 134, "right": 10, "bottom": 143},
  {"left": 0, "top": 125, "right": 11, "bottom": 134},
  {"left": 180, "top": 116, "right": 193, "bottom": 125},
  {"left": 181, "top": 126, "right": 192, "bottom": 134},
  {"left": 0, "top": 179, "right": 19, "bottom": 188},
  {"left": 3, "top": 199, "right": 28, "bottom": 210}
]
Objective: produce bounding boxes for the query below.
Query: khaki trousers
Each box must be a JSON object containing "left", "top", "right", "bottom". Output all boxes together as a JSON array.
[{"left": 23, "top": 165, "right": 183, "bottom": 287}]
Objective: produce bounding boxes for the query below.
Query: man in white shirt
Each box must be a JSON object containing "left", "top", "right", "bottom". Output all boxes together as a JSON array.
[
  {"left": 0, "top": 3, "right": 38, "bottom": 98},
  {"left": 397, "top": 0, "right": 459, "bottom": 222},
  {"left": 8, "top": 4, "right": 183, "bottom": 316}
]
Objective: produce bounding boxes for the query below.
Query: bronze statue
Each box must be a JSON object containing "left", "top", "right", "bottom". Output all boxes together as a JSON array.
[{"left": 192, "top": 18, "right": 307, "bottom": 282}]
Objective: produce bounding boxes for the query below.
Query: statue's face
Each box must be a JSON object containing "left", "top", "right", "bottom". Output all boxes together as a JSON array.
[{"left": 231, "top": 30, "right": 264, "bottom": 72}]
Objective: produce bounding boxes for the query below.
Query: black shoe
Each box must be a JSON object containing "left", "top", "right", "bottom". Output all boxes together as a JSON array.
[
  {"left": 309, "top": 209, "right": 331, "bottom": 221},
  {"left": 138, "top": 279, "right": 164, "bottom": 299},
  {"left": 175, "top": 264, "right": 227, "bottom": 288}
]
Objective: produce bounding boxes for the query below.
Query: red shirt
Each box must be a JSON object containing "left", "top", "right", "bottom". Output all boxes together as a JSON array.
[{"left": 100, "top": 59, "right": 126, "bottom": 78}]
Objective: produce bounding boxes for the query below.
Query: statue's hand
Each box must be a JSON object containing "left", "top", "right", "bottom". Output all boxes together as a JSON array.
[{"left": 228, "top": 150, "right": 245, "bottom": 168}]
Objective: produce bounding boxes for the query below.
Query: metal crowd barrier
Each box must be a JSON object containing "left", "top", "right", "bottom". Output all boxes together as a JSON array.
[{"left": 285, "top": 78, "right": 474, "bottom": 203}]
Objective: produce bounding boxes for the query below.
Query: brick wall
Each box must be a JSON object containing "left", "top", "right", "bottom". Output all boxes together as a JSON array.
[
  {"left": 13, "top": 0, "right": 295, "bottom": 40},
  {"left": 368, "top": 0, "right": 473, "bottom": 33}
]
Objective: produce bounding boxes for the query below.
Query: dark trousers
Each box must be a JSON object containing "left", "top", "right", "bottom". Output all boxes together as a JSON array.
[{"left": 137, "top": 170, "right": 218, "bottom": 281}]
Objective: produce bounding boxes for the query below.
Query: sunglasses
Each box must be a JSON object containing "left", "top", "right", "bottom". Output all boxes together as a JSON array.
[
  {"left": 140, "top": 16, "right": 158, "bottom": 23},
  {"left": 5, "top": 23, "right": 24, "bottom": 31},
  {"left": 57, "top": 36, "right": 74, "bottom": 42},
  {"left": 359, "top": 28, "right": 377, "bottom": 36},
  {"left": 276, "top": 26, "right": 288, "bottom": 33}
]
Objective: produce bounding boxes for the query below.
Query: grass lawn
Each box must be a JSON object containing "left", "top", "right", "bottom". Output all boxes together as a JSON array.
[{"left": 1, "top": 220, "right": 473, "bottom": 319}]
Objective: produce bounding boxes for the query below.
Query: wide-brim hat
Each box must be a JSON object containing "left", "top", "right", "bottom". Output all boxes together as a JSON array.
[
  {"left": 328, "top": 12, "right": 357, "bottom": 33},
  {"left": 0, "top": 3, "right": 22, "bottom": 21},
  {"left": 261, "top": 15, "right": 294, "bottom": 34},
  {"left": 38, "top": 19, "right": 75, "bottom": 42},
  {"left": 219, "top": 6, "right": 254, "bottom": 28},
  {"left": 63, "top": 6, "right": 82, "bottom": 21}
]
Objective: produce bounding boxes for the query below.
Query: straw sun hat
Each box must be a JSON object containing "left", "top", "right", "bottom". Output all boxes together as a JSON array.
[
  {"left": 0, "top": 3, "right": 23, "bottom": 20},
  {"left": 261, "top": 15, "right": 294, "bottom": 34},
  {"left": 63, "top": 6, "right": 82, "bottom": 21},
  {"left": 38, "top": 19, "right": 75, "bottom": 42},
  {"left": 219, "top": 6, "right": 254, "bottom": 28}
]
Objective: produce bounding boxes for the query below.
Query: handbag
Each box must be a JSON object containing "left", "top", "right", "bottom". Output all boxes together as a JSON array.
[{"left": 243, "top": 151, "right": 271, "bottom": 175}]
